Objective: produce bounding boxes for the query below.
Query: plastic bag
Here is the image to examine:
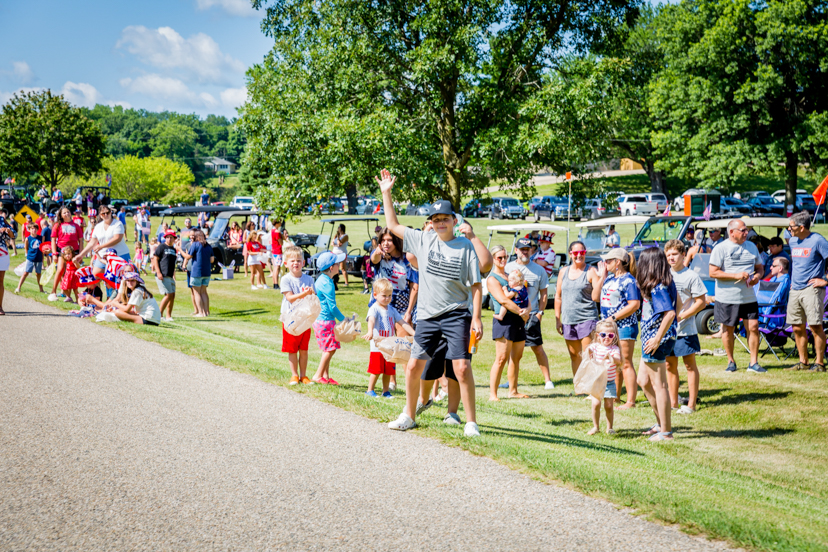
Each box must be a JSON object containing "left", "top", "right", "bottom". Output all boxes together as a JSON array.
[
  {"left": 334, "top": 315, "right": 361, "bottom": 343},
  {"left": 376, "top": 336, "right": 414, "bottom": 365},
  {"left": 13, "top": 263, "right": 26, "bottom": 277},
  {"left": 279, "top": 294, "right": 322, "bottom": 336},
  {"left": 96, "top": 311, "right": 119, "bottom": 323},
  {"left": 43, "top": 262, "right": 57, "bottom": 285},
  {"left": 573, "top": 355, "right": 608, "bottom": 400}
]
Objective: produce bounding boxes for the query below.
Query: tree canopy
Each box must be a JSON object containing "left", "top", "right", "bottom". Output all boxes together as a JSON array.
[
  {"left": 0, "top": 90, "right": 106, "bottom": 191},
  {"left": 243, "top": 0, "right": 640, "bottom": 213}
]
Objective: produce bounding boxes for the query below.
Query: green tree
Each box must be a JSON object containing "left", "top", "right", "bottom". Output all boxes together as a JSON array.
[
  {"left": 106, "top": 155, "right": 194, "bottom": 203},
  {"left": 149, "top": 120, "right": 198, "bottom": 164},
  {"left": 0, "top": 90, "right": 105, "bottom": 191},
  {"left": 246, "top": 0, "right": 639, "bottom": 209},
  {"left": 649, "top": 0, "right": 828, "bottom": 205}
]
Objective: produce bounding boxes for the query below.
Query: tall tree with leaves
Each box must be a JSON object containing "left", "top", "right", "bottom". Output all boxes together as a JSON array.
[
  {"left": 649, "top": 0, "right": 828, "bottom": 206},
  {"left": 246, "top": 0, "right": 639, "bottom": 210},
  {"left": 0, "top": 90, "right": 105, "bottom": 191}
]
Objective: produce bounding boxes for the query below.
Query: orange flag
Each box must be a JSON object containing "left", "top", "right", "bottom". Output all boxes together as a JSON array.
[{"left": 813, "top": 174, "right": 828, "bottom": 205}]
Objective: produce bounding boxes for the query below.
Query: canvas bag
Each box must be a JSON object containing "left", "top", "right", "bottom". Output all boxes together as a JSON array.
[
  {"left": 334, "top": 315, "right": 361, "bottom": 343},
  {"left": 375, "top": 336, "right": 414, "bottom": 365},
  {"left": 573, "top": 351, "right": 608, "bottom": 400},
  {"left": 279, "top": 294, "right": 322, "bottom": 336}
]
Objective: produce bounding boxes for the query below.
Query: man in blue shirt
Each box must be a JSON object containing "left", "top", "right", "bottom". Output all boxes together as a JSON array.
[
  {"left": 200, "top": 189, "right": 210, "bottom": 206},
  {"left": 764, "top": 236, "right": 790, "bottom": 277},
  {"left": 786, "top": 212, "right": 828, "bottom": 371}
]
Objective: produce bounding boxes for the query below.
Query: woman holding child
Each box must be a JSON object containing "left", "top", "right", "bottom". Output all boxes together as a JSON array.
[{"left": 487, "top": 245, "right": 531, "bottom": 401}]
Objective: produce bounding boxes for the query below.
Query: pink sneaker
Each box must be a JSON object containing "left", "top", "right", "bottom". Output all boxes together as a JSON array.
[
  {"left": 326, "top": 378, "right": 339, "bottom": 386},
  {"left": 312, "top": 378, "right": 329, "bottom": 384}
]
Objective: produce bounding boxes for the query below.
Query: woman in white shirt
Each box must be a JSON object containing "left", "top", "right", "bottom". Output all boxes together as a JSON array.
[
  {"left": 332, "top": 223, "right": 350, "bottom": 286},
  {"left": 73, "top": 205, "right": 130, "bottom": 277}
]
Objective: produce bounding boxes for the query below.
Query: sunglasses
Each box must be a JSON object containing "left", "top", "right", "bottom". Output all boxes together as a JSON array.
[
  {"left": 570, "top": 250, "right": 586, "bottom": 257},
  {"left": 494, "top": 255, "right": 508, "bottom": 260},
  {"left": 735, "top": 227, "right": 748, "bottom": 233},
  {"left": 598, "top": 332, "right": 616, "bottom": 339},
  {"left": 100, "top": 210, "right": 111, "bottom": 215}
]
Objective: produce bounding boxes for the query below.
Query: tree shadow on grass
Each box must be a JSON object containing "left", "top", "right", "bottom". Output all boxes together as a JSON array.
[
  {"left": 218, "top": 309, "right": 269, "bottom": 317},
  {"left": 701, "top": 390, "right": 791, "bottom": 407},
  {"left": 484, "top": 425, "right": 644, "bottom": 456},
  {"left": 675, "top": 427, "right": 794, "bottom": 439}
]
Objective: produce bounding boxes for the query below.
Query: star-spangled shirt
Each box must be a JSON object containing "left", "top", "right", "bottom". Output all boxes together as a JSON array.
[
  {"left": 600, "top": 273, "right": 641, "bottom": 329},
  {"left": 640, "top": 282, "right": 678, "bottom": 346},
  {"left": 367, "top": 303, "right": 403, "bottom": 353}
]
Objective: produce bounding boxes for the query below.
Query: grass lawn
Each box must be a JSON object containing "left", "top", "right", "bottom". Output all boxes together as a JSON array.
[{"left": 6, "top": 216, "right": 828, "bottom": 552}]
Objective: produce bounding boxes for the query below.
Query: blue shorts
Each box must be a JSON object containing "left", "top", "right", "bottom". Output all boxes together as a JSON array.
[
  {"left": 642, "top": 338, "right": 676, "bottom": 363},
  {"left": 670, "top": 335, "right": 701, "bottom": 358},
  {"left": 24, "top": 260, "right": 42, "bottom": 274},
  {"left": 190, "top": 275, "right": 210, "bottom": 287},
  {"left": 604, "top": 379, "right": 617, "bottom": 399},
  {"left": 618, "top": 324, "right": 639, "bottom": 341}
]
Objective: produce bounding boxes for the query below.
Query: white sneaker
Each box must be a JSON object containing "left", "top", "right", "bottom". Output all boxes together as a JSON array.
[
  {"left": 464, "top": 422, "right": 480, "bottom": 437},
  {"left": 48, "top": 293, "right": 58, "bottom": 302},
  {"left": 389, "top": 382, "right": 397, "bottom": 391},
  {"left": 677, "top": 405, "right": 695, "bottom": 414},
  {"left": 443, "top": 413, "right": 461, "bottom": 425},
  {"left": 258, "top": 284, "right": 266, "bottom": 289},
  {"left": 434, "top": 389, "right": 448, "bottom": 402},
  {"left": 388, "top": 413, "right": 416, "bottom": 431},
  {"left": 544, "top": 380, "right": 555, "bottom": 390},
  {"left": 251, "top": 285, "right": 258, "bottom": 290}
]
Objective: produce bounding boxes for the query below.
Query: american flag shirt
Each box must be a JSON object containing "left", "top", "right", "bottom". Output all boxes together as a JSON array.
[{"left": 367, "top": 303, "right": 403, "bottom": 353}]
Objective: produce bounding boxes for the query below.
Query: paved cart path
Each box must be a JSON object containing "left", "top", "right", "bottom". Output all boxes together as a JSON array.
[{"left": 0, "top": 294, "right": 732, "bottom": 551}]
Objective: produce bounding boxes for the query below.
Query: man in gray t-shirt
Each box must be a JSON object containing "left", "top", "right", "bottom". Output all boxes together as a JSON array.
[
  {"left": 505, "top": 238, "right": 553, "bottom": 389},
  {"left": 709, "top": 219, "right": 764, "bottom": 373}
]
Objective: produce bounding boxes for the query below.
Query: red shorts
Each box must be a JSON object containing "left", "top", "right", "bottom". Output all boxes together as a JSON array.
[
  {"left": 282, "top": 327, "right": 311, "bottom": 353},
  {"left": 368, "top": 352, "right": 396, "bottom": 375}
]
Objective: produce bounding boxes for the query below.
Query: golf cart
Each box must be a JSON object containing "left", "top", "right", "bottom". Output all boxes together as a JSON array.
[
  {"left": 305, "top": 217, "right": 380, "bottom": 277},
  {"left": 575, "top": 215, "right": 651, "bottom": 252}
]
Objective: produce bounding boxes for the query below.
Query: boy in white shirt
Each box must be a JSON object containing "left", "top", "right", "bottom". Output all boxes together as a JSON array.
[
  {"left": 280, "top": 246, "right": 316, "bottom": 385},
  {"left": 362, "top": 278, "right": 415, "bottom": 398}
]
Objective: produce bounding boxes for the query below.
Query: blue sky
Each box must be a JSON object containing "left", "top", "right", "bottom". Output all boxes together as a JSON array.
[{"left": 0, "top": 0, "right": 274, "bottom": 119}]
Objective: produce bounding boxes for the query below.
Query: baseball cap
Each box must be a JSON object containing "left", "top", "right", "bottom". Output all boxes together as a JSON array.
[
  {"left": 516, "top": 237, "right": 533, "bottom": 249},
  {"left": 428, "top": 199, "right": 454, "bottom": 219},
  {"left": 164, "top": 229, "right": 177, "bottom": 238},
  {"left": 601, "top": 248, "right": 629, "bottom": 262},
  {"left": 317, "top": 251, "right": 346, "bottom": 272}
]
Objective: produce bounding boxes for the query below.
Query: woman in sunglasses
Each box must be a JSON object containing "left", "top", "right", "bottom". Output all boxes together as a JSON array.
[
  {"left": 555, "top": 241, "right": 602, "bottom": 377},
  {"left": 73, "top": 205, "right": 130, "bottom": 280}
]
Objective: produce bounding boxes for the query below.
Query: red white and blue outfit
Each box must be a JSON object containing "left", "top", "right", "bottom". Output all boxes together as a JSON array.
[{"left": 367, "top": 303, "right": 403, "bottom": 375}]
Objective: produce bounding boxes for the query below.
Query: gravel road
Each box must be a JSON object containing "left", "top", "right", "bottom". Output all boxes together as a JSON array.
[{"left": 0, "top": 294, "right": 734, "bottom": 551}]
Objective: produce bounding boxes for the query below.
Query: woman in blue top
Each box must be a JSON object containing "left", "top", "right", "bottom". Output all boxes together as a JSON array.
[
  {"left": 636, "top": 248, "right": 681, "bottom": 442},
  {"left": 180, "top": 229, "right": 213, "bottom": 317},
  {"left": 594, "top": 248, "right": 641, "bottom": 410},
  {"left": 369, "top": 228, "right": 418, "bottom": 324}
]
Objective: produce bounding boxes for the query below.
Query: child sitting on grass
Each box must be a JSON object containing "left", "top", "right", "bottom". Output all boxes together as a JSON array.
[
  {"left": 585, "top": 318, "right": 621, "bottom": 436},
  {"left": 280, "top": 246, "right": 316, "bottom": 385},
  {"left": 362, "top": 278, "right": 415, "bottom": 398},
  {"left": 492, "top": 269, "right": 528, "bottom": 321},
  {"left": 311, "top": 251, "right": 346, "bottom": 384}
]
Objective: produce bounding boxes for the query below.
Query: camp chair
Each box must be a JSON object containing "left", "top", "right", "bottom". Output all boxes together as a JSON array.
[{"left": 736, "top": 279, "right": 790, "bottom": 361}]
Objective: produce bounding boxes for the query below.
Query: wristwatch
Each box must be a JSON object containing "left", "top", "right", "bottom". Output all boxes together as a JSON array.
[{"left": 611, "top": 314, "right": 616, "bottom": 321}]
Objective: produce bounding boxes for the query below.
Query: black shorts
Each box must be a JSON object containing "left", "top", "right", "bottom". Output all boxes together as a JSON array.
[
  {"left": 412, "top": 309, "right": 471, "bottom": 362},
  {"left": 142, "top": 317, "right": 159, "bottom": 326},
  {"left": 421, "top": 339, "right": 458, "bottom": 382},
  {"left": 525, "top": 315, "right": 543, "bottom": 347},
  {"left": 714, "top": 301, "right": 759, "bottom": 327},
  {"left": 492, "top": 311, "right": 526, "bottom": 342}
]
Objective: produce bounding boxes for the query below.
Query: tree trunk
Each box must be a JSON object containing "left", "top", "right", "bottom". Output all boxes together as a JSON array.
[
  {"left": 785, "top": 150, "right": 798, "bottom": 215},
  {"left": 445, "top": 167, "right": 465, "bottom": 212},
  {"left": 644, "top": 159, "right": 666, "bottom": 194},
  {"left": 346, "top": 182, "right": 358, "bottom": 215}
]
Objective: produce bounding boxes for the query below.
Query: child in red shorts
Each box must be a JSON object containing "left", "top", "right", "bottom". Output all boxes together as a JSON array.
[
  {"left": 280, "top": 246, "right": 316, "bottom": 385},
  {"left": 362, "top": 278, "right": 415, "bottom": 398}
]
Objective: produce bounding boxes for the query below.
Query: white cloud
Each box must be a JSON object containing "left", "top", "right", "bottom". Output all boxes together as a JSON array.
[
  {"left": 107, "top": 100, "right": 133, "bottom": 109},
  {"left": 61, "top": 81, "right": 102, "bottom": 108},
  {"left": 195, "top": 0, "right": 257, "bottom": 17},
  {"left": 12, "top": 62, "right": 35, "bottom": 84},
  {"left": 220, "top": 86, "right": 247, "bottom": 108},
  {"left": 116, "top": 26, "right": 245, "bottom": 85},
  {"left": 0, "top": 87, "right": 45, "bottom": 106},
  {"left": 120, "top": 74, "right": 222, "bottom": 109}
]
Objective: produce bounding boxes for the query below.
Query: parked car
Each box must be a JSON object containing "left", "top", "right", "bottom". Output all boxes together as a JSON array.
[
  {"left": 617, "top": 195, "right": 658, "bottom": 216},
  {"left": 719, "top": 197, "right": 752, "bottom": 215},
  {"left": 488, "top": 197, "right": 525, "bottom": 219},
  {"left": 747, "top": 196, "right": 784, "bottom": 216},
  {"left": 462, "top": 199, "right": 486, "bottom": 218},
  {"left": 229, "top": 196, "right": 255, "bottom": 209},
  {"left": 527, "top": 197, "right": 543, "bottom": 213},
  {"left": 741, "top": 191, "right": 773, "bottom": 201},
  {"left": 533, "top": 196, "right": 580, "bottom": 221},
  {"left": 645, "top": 193, "right": 669, "bottom": 211},
  {"left": 771, "top": 189, "right": 807, "bottom": 203},
  {"left": 405, "top": 203, "right": 431, "bottom": 216},
  {"left": 356, "top": 199, "right": 382, "bottom": 215},
  {"left": 584, "top": 198, "right": 619, "bottom": 219}
]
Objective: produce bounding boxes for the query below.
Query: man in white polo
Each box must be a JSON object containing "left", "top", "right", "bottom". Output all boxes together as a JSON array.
[{"left": 709, "top": 219, "right": 764, "bottom": 373}]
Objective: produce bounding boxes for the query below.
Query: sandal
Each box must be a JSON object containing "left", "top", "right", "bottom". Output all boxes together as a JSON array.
[
  {"left": 642, "top": 424, "right": 661, "bottom": 436},
  {"left": 648, "top": 431, "right": 674, "bottom": 442}
]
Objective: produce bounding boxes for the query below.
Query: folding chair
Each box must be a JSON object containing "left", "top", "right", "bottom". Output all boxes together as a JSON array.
[{"left": 736, "top": 279, "right": 790, "bottom": 361}]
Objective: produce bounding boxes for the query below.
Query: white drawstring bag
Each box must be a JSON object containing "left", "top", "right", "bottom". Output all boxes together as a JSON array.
[
  {"left": 375, "top": 336, "right": 414, "bottom": 365},
  {"left": 573, "top": 351, "right": 608, "bottom": 400},
  {"left": 279, "top": 294, "right": 322, "bottom": 336},
  {"left": 334, "top": 315, "right": 361, "bottom": 343}
]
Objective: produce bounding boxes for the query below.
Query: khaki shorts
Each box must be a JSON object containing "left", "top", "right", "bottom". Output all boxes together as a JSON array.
[{"left": 787, "top": 286, "right": 826, "bottom": 326}]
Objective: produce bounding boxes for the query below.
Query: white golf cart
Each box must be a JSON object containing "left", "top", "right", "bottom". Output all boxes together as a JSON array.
[{"left": 575, "top": 215, "right": 651, "bottom": 252}]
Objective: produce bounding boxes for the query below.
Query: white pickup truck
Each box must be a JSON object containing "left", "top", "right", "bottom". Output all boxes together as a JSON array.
[{"left": 617, "top": 194, "right": 659, "bottom": 216}]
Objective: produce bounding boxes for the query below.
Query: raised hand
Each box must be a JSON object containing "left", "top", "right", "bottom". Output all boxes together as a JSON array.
[{"left": 374, "top": 169, "right": 396, "bottom": 194}]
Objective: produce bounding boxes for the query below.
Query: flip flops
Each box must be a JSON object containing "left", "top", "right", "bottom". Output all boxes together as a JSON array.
[
  {"left": 648, "top": 432, "right": 674, "bottom": 442},
  {"left": 642, "top": 424, "right": 661, "bottom": 436}
]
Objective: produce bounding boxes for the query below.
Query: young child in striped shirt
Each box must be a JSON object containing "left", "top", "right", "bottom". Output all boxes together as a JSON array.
[{"left": 586, "top": 319, "right": 622, "bottom": 435}]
